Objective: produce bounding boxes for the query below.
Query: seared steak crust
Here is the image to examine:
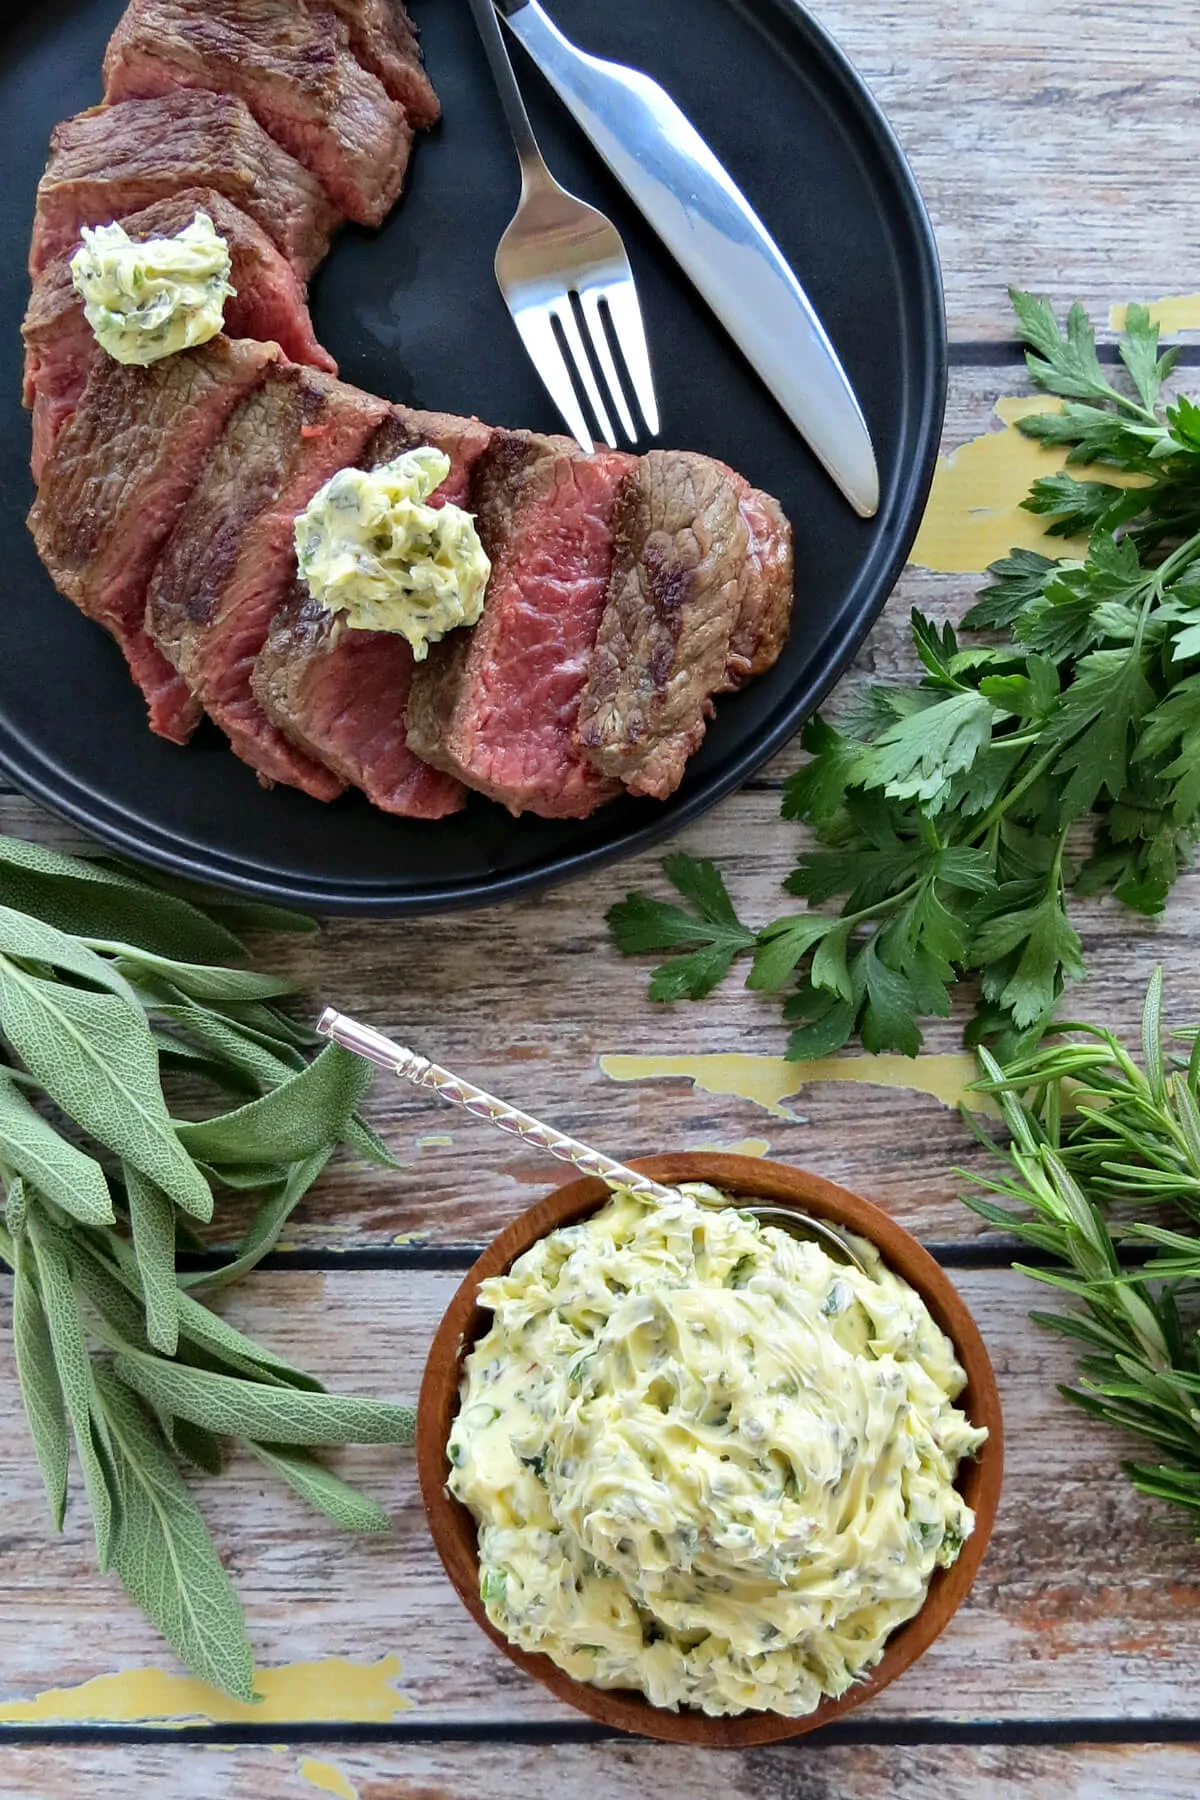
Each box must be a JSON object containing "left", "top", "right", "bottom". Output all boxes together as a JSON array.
[
  {"left": 252, "top": 404, "right": 492, "bottom": 818},
  {"left": 29, "top": 336, "right": 279, "bottom": 744},
  {"left": 328, "top": 0, "right": 439, "bottom": 127},
  {"left": 23, "top": 187, "right": 335, "bottom": 482},
  {"left": 723, "top": 486, "right": 794, "bottom": 689},
  {"left": 31, "top": 93, "right": 339, "bottom": 278},
  {"left": 406, "top": 433, "right": 635, "bottom": 819},
  {"left": 575, "top": 450, "right": 749, "bottom": 801},
  {"left": 147, "top": 362, "right": 388, "bottom": 796},
  {"left": 103, "top": 0, "right": 413, "bottom": 226}
]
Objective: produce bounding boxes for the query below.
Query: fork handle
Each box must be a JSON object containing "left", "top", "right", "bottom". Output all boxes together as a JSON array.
[{"left": 465, "top": 0, "right": 546, "bottom": 180}]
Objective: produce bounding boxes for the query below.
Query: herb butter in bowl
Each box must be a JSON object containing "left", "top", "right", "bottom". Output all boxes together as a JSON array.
[{"left": 418, "top": 1153, "right": 1003, "bottom": 1747}]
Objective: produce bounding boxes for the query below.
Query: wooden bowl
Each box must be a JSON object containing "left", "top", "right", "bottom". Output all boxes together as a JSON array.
[{"left": 417, "top": 1153, "right": 1004, "bottom": 1747}]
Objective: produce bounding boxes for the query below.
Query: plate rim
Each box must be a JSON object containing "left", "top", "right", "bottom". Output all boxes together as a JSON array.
[{"left": 0, "top": 0, "right": 947, "bottom": 915}]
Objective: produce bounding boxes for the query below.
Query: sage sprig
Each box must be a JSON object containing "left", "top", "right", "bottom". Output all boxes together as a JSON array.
[
  {"left": 0, "top": 834, "right": 413, "bottom": 1697},
  {"left": 962, "top": 969, "right": 1200, "bottom": 1527}
]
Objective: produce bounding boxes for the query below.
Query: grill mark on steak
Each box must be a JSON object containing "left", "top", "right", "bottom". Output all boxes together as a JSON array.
[
  {"left": 23, "top": 187, "right": 336, "bottom": 484},
  {"left": 28, "top": 336, "right": 279, "bottom": 745},
  {"left": 405, "top": 434, "right": 635, "bottom": 819},
  {"left": 31, "top": 93, "right": 339, "bottom": 279},
  {"left": 147, "top": 361, "right": 388, "bottom": 798},
  {"left": 327, "top": 0, "right": 439, "bottom": 126},
  {"left": 575, "top": 450, "right": 750, "bottom": 801},
  {"left": 103, "top": 0, "right": 414, "bottom": 227},
  {"left": 252, "top": 404, "right": 492, "bottom": 818},
  {"left": 721, "top": 486, "right": 794, "bottom": 691}
]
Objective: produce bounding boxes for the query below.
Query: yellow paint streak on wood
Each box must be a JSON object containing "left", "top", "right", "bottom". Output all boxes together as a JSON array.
[
  {"left": 299, "top": 1758, "right": 358, "bottom": 1800},
  {"left": 695, "top": 1136, "right": 772, "bottom": 1157},
  {"left": 0, "top": 1654, "right": 411, "bottom": 1727},
  {"left": 910, "top": 396, "right": 1078, "bottom": 573},
  {"left": 1112, "top": 294, "right": 1200, "bottom": 333},
  {"left": 599, "top": 1052, "right": 998, "bottom": 1118}
]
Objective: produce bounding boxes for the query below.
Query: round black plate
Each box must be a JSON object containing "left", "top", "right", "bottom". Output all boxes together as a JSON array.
[{"left": 0, "top": 0, "right": 945, "bottom": 913}]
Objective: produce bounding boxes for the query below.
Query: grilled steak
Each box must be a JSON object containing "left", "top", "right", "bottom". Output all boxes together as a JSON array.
[
  {"left": 328, "top": 0, "right": 439, "bottom": 127},
  {"left": 23, "top": 187, "right": 335, "bottom": 483},
  {"left": 147, "top": 363, "right": 389, "bottom": 797},
  {"left": 253, "top": 405, "right": 491, "bottom": 818},
  {"left": 28, "top": 336, "right": 279, "bottom": 743},
  {"left": 722, "top": 486, "right": 794, "bottom": 689},
  {"left": 31, "top": 93, "right": 339, "bottom": 278},
  {"left": 103, "top": 0, "right": 413, "bottom": 227},
  {"left": 406, "top": 435, "right": 635, "bottom": 819},
  {"left": 575, "top": 451, "right": 750, "bottom": 801}
]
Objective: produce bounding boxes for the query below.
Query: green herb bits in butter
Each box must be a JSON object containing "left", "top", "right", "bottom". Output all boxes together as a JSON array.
[
  {"left": 293, "top": 447, "right": 491, "bottom": 658},
  {"left": 69, "top": 210, "right": 235, "bottom": 367},
  {"left": 448, "top": 1186, "right": 987, "bottom": 1719}
]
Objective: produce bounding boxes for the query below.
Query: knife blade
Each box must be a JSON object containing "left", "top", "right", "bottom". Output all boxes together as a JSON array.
[{"left": 495, "top": 0, "right": 880, "bottom": 518}]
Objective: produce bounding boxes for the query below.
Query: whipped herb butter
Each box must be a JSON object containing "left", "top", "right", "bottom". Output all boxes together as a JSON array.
[
  {"left": 69, "top": 210, "right": 235, "bottom": 366},
  {"left": 293, "top": 447, "right": 491, "bottom": 658},
  {"left": 448, "top": 1186, "right": 986, "bottom": 1718}
]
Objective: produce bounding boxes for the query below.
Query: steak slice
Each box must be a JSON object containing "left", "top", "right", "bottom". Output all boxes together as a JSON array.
[
  {"left": 406, "top": 435, "right": 636, "bottom": 819},
  {"left": 147, "top": 363, "right": 389, "bottom": 798},
  {"left": 29, "top": 336, "right": 279, "bottom": 744},
  {"left": 574, "top": 451, "right": 750, "bottom": 801},
  {"left": 722, "top": 486, "right": 794, "bottom": 690},
  {"left": 31, "top": 93, "right": 338, "bottom": 278},
  {"left": 103, "top": 0, "right": 413, "bottom": 227},
  {"left": 23, "top": 187, "right": 336, "bottom": 483},
  {"left": 252, "top": 405, "right": 492, "bottom": 818},
  {"left": 328, "top": 0, "right": 439, "bottom": 127}
]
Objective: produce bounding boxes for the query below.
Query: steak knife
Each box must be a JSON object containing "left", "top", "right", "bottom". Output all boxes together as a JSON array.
[{"left": 495, "top": 0, "right": 880, "bottom": 518}]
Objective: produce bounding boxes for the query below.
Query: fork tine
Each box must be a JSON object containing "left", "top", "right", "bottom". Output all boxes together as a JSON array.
[
  {"left": 580, "top": 287, "right": 637, "bottom": 444},
  {"left": 603, "top": 279, "right": 660, "bottom": 437},
  {"left": 551, "top": 299, "right": 617, "bottom": 450},
  {"left": 511, "top": 303, "right": 594, "bottom": 455}
]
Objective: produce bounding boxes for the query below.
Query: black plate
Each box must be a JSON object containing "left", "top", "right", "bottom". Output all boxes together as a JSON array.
[{"left": 0, "top": 0, "right": 945, "bottom": 913}]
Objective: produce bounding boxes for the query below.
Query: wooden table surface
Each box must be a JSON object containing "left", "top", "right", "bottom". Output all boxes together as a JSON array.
[{"left": 6, "top": 1, "right": 1200, "bottom": 1795}]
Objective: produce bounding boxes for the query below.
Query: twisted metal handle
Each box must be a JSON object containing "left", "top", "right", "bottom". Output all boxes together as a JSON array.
[{"left": 317, "top": 1009, "right": 678, "bottom": 1205}]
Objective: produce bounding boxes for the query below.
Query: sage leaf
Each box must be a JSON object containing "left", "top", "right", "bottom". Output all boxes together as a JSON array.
[
  {"left": 28, "top": 1212, "right": 117, "bottom": 1568},
  {"left": 100, "top": 862, "right": 316, "bottom": 938},
  {"left": 0, "top": 960, "right": 212, "bottom": 1219},
  {"left": 101, "top": 948, "right": 301, "bottom": 1005},
  {"left": 93, "top": 1364, "right": 254, "bottom": 1701},
  {"left": 249, "top": 1442, "right": 390, "bottom": 1532},
  {"left": 124, "top": 1167, "right": 178, "bottom": 1356},
  {"left": 0, "top": 1067, "right": 112, "bottom": 1225},
  {"left": 155, "top": 1003, "right": 303, "bottom": 1089},
  {"left": 175, "top": 1045, "right": 370, "bottom": 1167},
  {"left": 114, "top": 1351, "right": 417, "bottom": 1446},
  {"left": 11, "top": 1236, "right": 70, "bottom": 1529},
  {"left": 343, "top": 1113, "right": 398, "bottom": 1170},
  {"left": 0, "top": 904, "right": 140, "bottom": 1006},
  {"left": 69, "top": 1240, "right": 150, "bottom": 1350},
  {"left": 182, "top": 1148, "right": 332, "bottom": 1293},
  {"left": 174, "top": 1289, "right": 323, "bottom": 1394},
  {"left": 162, "top": 1415, "right": 226, "bottom": 1476},
  {"left": 0, "top": 838, "right": 247, "bottom": 965}
]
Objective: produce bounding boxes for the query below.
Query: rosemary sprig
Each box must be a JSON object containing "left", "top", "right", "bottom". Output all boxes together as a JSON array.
[{"left": 963, "top": 968, "right": 1200, "bottom": 1524}]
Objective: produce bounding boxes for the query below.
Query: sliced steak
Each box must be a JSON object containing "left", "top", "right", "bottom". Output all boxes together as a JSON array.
[
  {"left": 147, "top": 363, "right": 389, "bottom": 798},
  {"left": 722, "top": 485, "right": 794, "bottom": 690},
  {"left": 31, "top": 93, "right": 338, "bottom": 278},
  {"left": 575, "top": 450, "right": 750, "bottom": 801},
  {"left": 23, "top": 187, "right": 335, "bottom": 483},
  {"left": 253, "top": 406, "right": 492, "bottom": 818},
  {"left": 103, "top": 0, "right": 413, "bottom": 227},
  {"left": 406, "top": 434, "right": 636, "bottom": 819},
  {"left": 28, "top": 336, "right": 279, "bottom": 743},
  {"left": 328, "top": 0, "right": 439, "bottom": 127}
]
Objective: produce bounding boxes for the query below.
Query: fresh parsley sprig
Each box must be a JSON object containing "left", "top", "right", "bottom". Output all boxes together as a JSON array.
[
  {"left": 962, "top": 970, "right": 1200, "bottom": 1528},
  {"left": 609, "top": 294, "right": 1200, "bottom": 1059},
  {"left": 0, "top": 834, "right": 412, "bottom": 1696}
]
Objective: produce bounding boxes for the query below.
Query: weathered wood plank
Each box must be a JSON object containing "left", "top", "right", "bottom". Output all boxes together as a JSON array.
[
  {"left": 807, "top": 0, "right": 1200, "bottom": 338},
  {"left": 0, "top": 1270, "right": 1197, "bottom": 1725},
  {"left": 0, "top": 1741, "right": 1195, "bottom": 1800}
]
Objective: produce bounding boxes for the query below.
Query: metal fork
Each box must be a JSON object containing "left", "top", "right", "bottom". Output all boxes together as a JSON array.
[{"left": 465, "top": 0, "right": 659, "bottom": 453}]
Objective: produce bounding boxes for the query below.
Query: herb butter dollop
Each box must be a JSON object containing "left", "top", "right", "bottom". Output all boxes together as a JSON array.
[
  {"left": 293, "top": 447, "right": 491, "bottom": 658},
  {"left": 69, "top": 210, "right": 235, "bottom": 367},
  {"left": 449, "top": 1186, "right": 987, "bottom": 1718}
]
